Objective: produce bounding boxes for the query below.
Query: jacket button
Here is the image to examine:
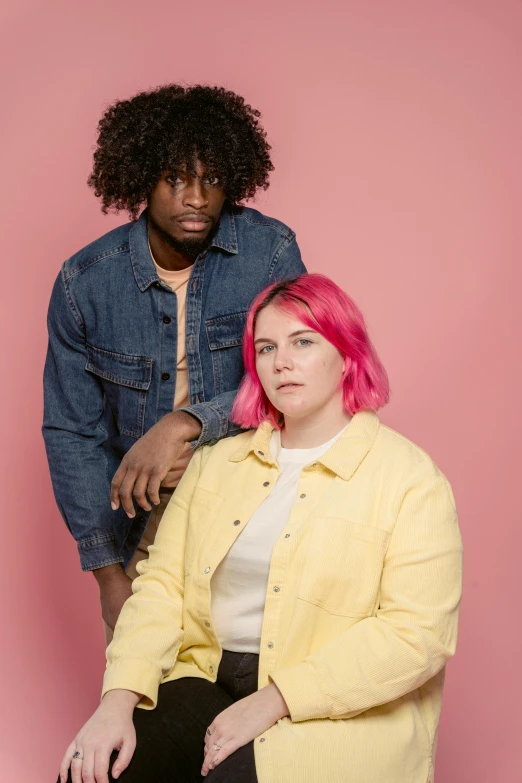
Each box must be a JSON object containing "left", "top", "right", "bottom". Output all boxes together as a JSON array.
[
  {"left": 258, "top": 450, "right": 265, "bottom": 456},
  {"left": 263, "top": 481, "right": 270, "bottom": 487},
  {"left": 204, "top": 567, "right": 211, "bottom": 574},
  {"left": 284, "top": 533, "right": 291, "bottom": 538},
  {"left": 259, "top": 738, "right": 265, "bottom": 743},
  {"left": 267, "top": 641, "right": 274, "bottom": 649},
  {"left": 204, "top": 620, "right": 211, "bottom": 627},
  {"left": 163, "top": 315, "right": 171, "bottom": 324},
  {"left": 209, "top": 665, "right": 214, "bottom": 674},
  {"left": 161, "top": 372, "right": 170, "bottom": 380},
  {"left": 273, "top": 586, "right": 280, "bottom": 593},
  {"left": 233, "top": 520, "right": 241, "bottom": 526},
  {"left": 300, "top": 493, "right": 306, "bottom": 499}
]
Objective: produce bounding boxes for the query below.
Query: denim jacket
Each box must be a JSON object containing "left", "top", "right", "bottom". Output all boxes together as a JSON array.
[{"left": 43, "top": 205, "right": 305, "bottom": 570}]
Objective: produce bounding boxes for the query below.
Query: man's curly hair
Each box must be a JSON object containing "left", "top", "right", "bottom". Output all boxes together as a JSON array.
[{"left": 87, "top": 84, "right": 274, "bottom": 220}]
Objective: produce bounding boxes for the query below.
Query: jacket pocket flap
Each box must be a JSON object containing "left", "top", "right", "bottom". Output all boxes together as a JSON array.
[
  {"left": 86, "top": 345, "right": 153, "bottom": 390},
  {"left": 205, "top": 311, "right": 247, "bottom": 350}
]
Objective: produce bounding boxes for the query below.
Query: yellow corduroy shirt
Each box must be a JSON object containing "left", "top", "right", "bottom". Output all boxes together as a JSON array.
[{"left": 104, "top": 411, "right": 463, "bottom": 783}]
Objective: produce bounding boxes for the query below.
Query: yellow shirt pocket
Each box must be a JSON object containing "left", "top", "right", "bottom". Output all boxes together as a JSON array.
[{"left": 298, "top": 518, "right": 390, "bottom": 618}]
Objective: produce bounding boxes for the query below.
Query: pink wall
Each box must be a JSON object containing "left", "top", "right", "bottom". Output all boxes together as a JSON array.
[{"left": 1, "top": 1, "right": 521, "bottom": 780}]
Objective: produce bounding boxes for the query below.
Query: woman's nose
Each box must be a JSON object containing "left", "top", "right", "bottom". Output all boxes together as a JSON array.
[{"left": 274, "top": 350, "right": 293, "bottom": 371}]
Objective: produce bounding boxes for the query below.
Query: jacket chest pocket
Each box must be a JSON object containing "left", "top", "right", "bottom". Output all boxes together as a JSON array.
[
  {"left": 205, "top": 311, "right": 247, "bottom": 396},
  {"left": 86, "top": 345, "right": 153, "bottom": 439},
  {"left": 298, "top": 518, "right": 390, "bottom": 618}
]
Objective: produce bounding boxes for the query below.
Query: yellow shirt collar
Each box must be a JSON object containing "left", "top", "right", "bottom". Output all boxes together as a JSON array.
[{"left": 229, "top": 411, "right": 380, "bottom": 481}]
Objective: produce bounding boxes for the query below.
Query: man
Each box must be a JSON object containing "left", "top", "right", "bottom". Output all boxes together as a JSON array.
[{"left": 43, "top": 84, "right": 305, "bottom": 637}]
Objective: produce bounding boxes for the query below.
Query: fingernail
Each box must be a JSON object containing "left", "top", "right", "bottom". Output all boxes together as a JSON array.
[
  {"left": 111, "top": 502, "right": 117, "bottom": 510},
  {"left": 127, "top": 512, "right": 135, "bottom": 518}
]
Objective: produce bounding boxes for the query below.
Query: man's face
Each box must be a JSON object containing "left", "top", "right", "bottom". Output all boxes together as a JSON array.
[{"left": 148, "top": 160, "right": 227, "bottom": 257}]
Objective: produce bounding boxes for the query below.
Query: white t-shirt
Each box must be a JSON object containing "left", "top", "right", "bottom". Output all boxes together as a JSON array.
[{"left": 210, "top": 425, "right": 348, "bottom": 653}]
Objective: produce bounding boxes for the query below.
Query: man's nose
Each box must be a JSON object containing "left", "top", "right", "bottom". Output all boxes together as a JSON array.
[{"left": 183, "top": 178, "right": 208, "bottom": 209}]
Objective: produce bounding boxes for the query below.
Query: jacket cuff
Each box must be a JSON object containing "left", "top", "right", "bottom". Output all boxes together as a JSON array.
[
  {"left": 78, "top": 533, "right": 122, "bottom": 572},
  {"left": 269, "top": 661, "right": 331, "bottom": 723},
  {"left": 102, "top": 657, "right": 162, "bottom": 710},
  {"left": 178, "top": 402, "right": 230, "bottom": 448}
]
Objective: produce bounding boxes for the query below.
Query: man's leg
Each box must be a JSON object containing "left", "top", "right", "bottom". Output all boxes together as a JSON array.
[{"left": 103, "top": 490, "right": 173, "bottom": 645}]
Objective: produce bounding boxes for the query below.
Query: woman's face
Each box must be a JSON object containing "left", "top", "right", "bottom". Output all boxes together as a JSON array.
[{"left": 254, "top": 304, "right": 346, "bottom": 421}]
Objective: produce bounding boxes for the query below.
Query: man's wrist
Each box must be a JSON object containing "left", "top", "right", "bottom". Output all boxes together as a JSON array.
[
  {"left": 93, "top": 563, "right": 128, "bottom": 586},
  {"left": 166, "top": 410, "right": 203, "bottom": 442}
]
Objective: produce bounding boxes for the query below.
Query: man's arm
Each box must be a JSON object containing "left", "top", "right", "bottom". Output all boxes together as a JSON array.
[
  {"left": 43, "top": 269, "right": 118, "bottom": 568},
  {"left": 111, "top": 234, "right": 307, "bottom": 514},
  {"left": 178, "top": 235, "right": 307, "bottom": 448},
  {"left": 43, "top": 270, "right": 133, "bottom": 626}
]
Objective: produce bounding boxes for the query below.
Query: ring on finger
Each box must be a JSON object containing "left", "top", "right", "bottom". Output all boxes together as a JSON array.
[
  {"left": 206, "top": 727, "right": 212, "bottom": 736},
  {"left": 72, "top": 751, "right": 83, "bottom": 761},
  {"left": 212, "top": 743, "right": 222, "bottom": 751}
]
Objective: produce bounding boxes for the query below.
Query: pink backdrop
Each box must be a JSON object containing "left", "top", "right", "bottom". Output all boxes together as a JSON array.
[{"left": 1, "top": 1, "right": 521, "bottom": 780}]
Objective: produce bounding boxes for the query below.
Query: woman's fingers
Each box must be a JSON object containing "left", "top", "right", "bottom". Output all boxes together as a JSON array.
[
  {"left": 70, "top": 749, "right": 84, "bottom": 783},
  {"left": 78, "top": 749, "right": 95, "bottom": 783},
  {"left": 201, "top": 738, "right": 237, "bottom": 776},
  {"left": 91, "top": 748, "right": 111, "bottom": 783},
  {"left": 59, "top": 741, "right": 77, "bottom": 783},
  {"left": 112, "top": 733, "right": 137, "bottom": 779}
]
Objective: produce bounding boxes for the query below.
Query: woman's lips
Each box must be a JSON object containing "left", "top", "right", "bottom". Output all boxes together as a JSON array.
[{"left": 277, "top": 383, "right": 303, "bottom": 393}]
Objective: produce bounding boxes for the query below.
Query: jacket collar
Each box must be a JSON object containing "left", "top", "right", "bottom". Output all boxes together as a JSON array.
[
  {"left": 129, "top": 204, "right": 239, "bottom": 292},
  {"left": 229, "top": 411, "right": 380, "bottom": 481}
]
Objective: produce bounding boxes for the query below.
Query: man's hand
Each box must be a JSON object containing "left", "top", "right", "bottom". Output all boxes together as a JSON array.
[
  {"left": 94, "top": 565, "right": 133, "bottom": 632},
  {"left": 201, "top": 684, "right": 289, "bottom": 776},
  {"left": 110, "top": 411, "right": 202, "bottom": 517}
]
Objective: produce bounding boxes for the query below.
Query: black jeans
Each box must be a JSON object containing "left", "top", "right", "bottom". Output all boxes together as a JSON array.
[{"left": 61, "top": 651, "right": 259, "bottom": 783}]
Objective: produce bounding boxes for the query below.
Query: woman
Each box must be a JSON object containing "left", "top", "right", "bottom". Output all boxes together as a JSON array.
[{"left": 59, "top": 274, "right": 462, "bottom": 783}]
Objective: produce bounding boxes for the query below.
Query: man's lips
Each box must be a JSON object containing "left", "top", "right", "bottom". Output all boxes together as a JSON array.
[{"left": 177, "top": 215, "right": 211, "bottom": 233}]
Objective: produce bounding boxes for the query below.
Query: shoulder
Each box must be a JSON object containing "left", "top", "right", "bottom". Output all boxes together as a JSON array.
[
  {"left": 61, "top": 221, "right": 133, "bottom": 280},
  {"left": 376, "top": 422, "right": 453, "bottom": 492},
  {"left": 233, "top": 206, "right": 296, "bottom": 242},
  {"left": 196, "top": 430, "right": 255, "bottom": 469}
]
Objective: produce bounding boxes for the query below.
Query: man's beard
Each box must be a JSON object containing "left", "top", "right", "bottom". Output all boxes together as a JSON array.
[{"left": 149, "top": 214, "right": 219, "bottom": 259}]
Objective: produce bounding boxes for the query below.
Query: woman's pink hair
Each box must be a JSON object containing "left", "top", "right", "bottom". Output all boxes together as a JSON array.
[{"left": 232, "top": 273, "right": 389, "bottom": 429}]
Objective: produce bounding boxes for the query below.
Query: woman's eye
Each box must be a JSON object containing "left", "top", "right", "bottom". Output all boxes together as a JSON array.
[
  {"left": 205, "top": 176, "right": 220, "bottom": 186},
  {"left": 259, "top": 345, "right": 274, "bottom": 354},
  {"left": 297, "top": 339, "right": 312, "bottom": 346}
]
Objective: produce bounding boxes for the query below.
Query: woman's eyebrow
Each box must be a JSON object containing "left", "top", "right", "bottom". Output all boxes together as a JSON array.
[{"left": 254, "top": 329, "right": 317, "bottom": 345}]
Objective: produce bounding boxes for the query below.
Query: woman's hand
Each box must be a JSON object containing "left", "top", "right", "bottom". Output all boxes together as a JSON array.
[
  {"left": 201, "top": 683, "right": 289, "bottom": 776},
  {"left": 59, "top": 690, "right": 140, "bottom": 783}
]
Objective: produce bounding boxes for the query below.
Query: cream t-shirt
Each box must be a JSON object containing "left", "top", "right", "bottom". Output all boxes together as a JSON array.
[
  {"left": 210, "top": 425, "right": 349, "bottom": 653},
  {"left": 151, "top": 255, "right": 193, "bottom": 487}
]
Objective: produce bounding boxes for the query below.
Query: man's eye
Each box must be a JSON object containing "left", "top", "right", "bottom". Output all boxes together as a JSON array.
[
  {"left": 205, "top": 176, "right": 220, "bottom": 186},
  {"left": 167, "top": 175, "right": 183, "bottom": 186}
]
